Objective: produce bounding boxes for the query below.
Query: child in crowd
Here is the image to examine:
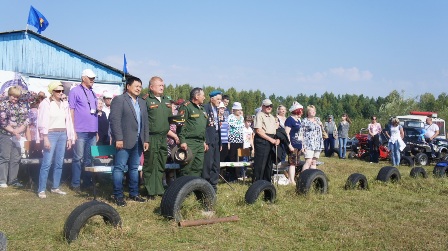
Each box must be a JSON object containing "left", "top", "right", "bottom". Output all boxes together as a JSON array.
[{"left": 240, "top": 116, "right": 254, "bottom": 179}]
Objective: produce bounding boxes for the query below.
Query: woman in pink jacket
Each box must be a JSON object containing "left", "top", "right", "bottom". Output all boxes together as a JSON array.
[{"left": 36, "top": 81, "right": 75, "bottom": 198}]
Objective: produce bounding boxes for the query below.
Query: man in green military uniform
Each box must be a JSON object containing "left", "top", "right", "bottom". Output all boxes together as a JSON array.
[
  {"left": 178, "top": 87, "right": 208, "bottom": 176},
  {"left": 143, "top": 76, "right": 179, "bottom": 200}
]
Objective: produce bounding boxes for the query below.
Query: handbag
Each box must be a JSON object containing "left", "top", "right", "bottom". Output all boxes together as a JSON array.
[{"left": 321, "top": 124, "right": 329, "bottom": 139}]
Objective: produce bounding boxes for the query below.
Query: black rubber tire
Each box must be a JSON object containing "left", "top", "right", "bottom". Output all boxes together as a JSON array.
[
  {"left": 410, "top": 167, "right": 428, "bottom": 178},
  {"left": 348, "top": 151, "right": 356, "bottom": 159},
  {"left": 376, "top": 166, "right": 401, "bottom": 182},
  {"left": 0, "top": 231, "right": 6, "bottom": 251},
  {"left": 361, "top": 152, "right": 370, "bottom": 162},
  {"left": 433, "top": 161, "right": 448, "bottom": 177},
  {"left": 63, "top": 200, "right": 122, "bottom": 243},
  {"left": 414, "top": 152, "right": 429, "bottom": 166},
  {"left": 344, "top": 173, "right": 368, "bottom": 190},
  {"left": 400, "top": 156, "right": 414, "bottom": 167},
  {"left": 160, "top": 176, "right": 216, "bottom": 222},
  {"left": 245, "top": 180, "right": 277, "bottom": 204},
  {"left": 296, "top": 169, "right": 328, "bottom": 195}
]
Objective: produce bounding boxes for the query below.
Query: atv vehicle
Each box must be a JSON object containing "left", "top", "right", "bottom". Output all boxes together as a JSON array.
[{"left": 402, "top": 120, "right": 448, "bottom": 166}]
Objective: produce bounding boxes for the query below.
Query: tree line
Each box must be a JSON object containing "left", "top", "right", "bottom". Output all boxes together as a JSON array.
[{"left": 142, "top": 85, "right": 448, "bottom": 137}]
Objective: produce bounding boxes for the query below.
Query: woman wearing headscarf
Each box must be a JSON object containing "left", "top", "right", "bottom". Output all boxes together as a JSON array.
[
  {"left": 284, "top": 101, "right": 303, "bottom": 185},
  {"left": 36, "top": 81, "right": 75, "bottom": 198}
]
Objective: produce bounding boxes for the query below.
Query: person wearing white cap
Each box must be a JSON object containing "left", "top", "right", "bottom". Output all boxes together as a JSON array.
[
  {"left": 68, "top": 69, "right": 98, "bottom": 193},
  {"left": 253, "top": 99, "right": 279, "bottom": 182},
  {"left": 284, "top": 101, "right": 303, "bottom": 185},
  {"left": 227, "top": 101, "right": 245, "bottom": 181},
  {"left": 102, "top": 91, "right": 113, "bottom": 118}
]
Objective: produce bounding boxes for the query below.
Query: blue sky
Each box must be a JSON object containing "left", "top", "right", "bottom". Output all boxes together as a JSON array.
[{"left": 2, "top": 1, "right": 447, "bottom": 99}]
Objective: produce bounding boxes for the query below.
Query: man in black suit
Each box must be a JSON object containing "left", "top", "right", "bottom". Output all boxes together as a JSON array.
[
  {"left": 202, "top": 90, "right": 222, "bottom": 192},
  {"left": 109, "top": 77, "right": 149, "bottom": 206}
]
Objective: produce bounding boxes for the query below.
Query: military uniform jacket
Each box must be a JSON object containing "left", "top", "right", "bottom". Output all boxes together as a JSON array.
[
  {"left": 203, "top": 102, "right": 221, "bottom": 145},
  {"left": 178, "top": 101, "right": 207, "bottom": 144},
  {"left": 145, "top": 92, "right": 172, "bottom": 134}
]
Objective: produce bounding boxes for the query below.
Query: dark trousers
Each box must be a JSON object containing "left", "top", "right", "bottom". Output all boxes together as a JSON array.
[
  {"left": 369, "top": 140, "right": 379, "bottom": 163},
  {"left": 324, "top": 134, "right": 335, "bottom": 157},
  {"left": 202, "top": 134, "right": 220, "bottom": 191},
  {"left": 253, "top": 134, "right": 274, "bottom": 182},
  {"left": 220, "top": 143, "right": 229, "bottom": 162},
  {"left": 227, "top": 142, "right": 243, "bottom": 181}
]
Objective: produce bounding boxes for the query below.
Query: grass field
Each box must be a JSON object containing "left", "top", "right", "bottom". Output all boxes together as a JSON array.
[{"left": 1, "top": 156, "right": 448, "bottom": 250}]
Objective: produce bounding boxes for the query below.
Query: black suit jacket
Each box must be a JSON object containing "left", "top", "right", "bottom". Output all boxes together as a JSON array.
[
  {"left": 109, "top": 93, "right": 149, "bottom": 149},
  {"left": 204, "top": 103, "right": 221, "bottom": 145}
]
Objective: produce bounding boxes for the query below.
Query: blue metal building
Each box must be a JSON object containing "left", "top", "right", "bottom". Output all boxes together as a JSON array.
[{"left": 0, "top": 30, "right": 124, "bottom": 92}]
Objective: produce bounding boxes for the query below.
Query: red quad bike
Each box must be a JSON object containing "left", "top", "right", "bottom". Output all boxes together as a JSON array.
[{"left": 348, "top": 128, "right": 413, "bottom": 166}]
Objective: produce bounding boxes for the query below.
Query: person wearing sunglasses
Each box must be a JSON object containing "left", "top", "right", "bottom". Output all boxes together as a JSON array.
[
  {"left": 368, "top": 116, "right": 382, "bottom": 163},
  {"left": 36, "top": 81, "right": 75, "bottom": 198},
  {"left": 253, "top": 99, "right": 279, "bottom": 182}
]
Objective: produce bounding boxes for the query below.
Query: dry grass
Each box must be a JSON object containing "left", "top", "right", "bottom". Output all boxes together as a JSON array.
[{"left": 1, "top": 157, "right": 448, "bottom": 250}]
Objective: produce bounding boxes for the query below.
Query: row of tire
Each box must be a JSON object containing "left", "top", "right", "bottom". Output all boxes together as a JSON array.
[{"left": 62, "top": 161, "right": 448, "bottom": 243}]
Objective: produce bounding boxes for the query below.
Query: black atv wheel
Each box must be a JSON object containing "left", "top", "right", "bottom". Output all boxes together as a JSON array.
[
  {"left": 348, "top": 152, "right": 356, "bottom": 159},
  {"left": 433, "top": 161, "right": 448, "bottom": 178},
  {"left": 414, "top": 153, "right": 429, "bottom": 166},
  {"left": 399, "top": 156, "right": 414, "bottom": 167}
]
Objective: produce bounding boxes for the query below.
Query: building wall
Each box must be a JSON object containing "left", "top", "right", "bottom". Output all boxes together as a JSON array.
[{"left": 0, "top": 31, "right": 123, "bottom": 84}]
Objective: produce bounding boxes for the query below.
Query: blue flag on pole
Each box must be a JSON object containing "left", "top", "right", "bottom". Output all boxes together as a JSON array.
[
  {"left": 27, "top": 6, "right": 49, "bottom": 34},
  {"left": 123, "top": 54, "right": 128, "bottom": 74}
]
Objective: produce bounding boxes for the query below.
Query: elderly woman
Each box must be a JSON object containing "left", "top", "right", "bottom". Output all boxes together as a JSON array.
[
  {"left": 0, "top": 86, "right": 30, "bottom": 188},
  {"left": 97, "top": 98, "right": 110, "bottom": 145},
  {"left": 227, "top": 102, "right": 245, "bottom": 180},
  {"left": 284, "top": 101, "right": 303, "bottom": 185},
  {"left": 388, "top": 117, "right": 404, "bottom": 166},
  {"left": 298, "top": 105, "right": 324, "bottom": 171},
  {"left": 276, "top": 105, "right": 287, "bottom": 128},
  {"left": 36, "top": 81, "right": 75, "bottom": 198}
]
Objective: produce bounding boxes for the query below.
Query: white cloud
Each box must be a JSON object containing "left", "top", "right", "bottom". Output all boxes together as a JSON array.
[{"left": 296, "top": 67, "right": 373, "bottom": 83}]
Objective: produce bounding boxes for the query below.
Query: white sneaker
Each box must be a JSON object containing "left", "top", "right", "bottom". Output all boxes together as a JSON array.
[
  {"left": 0, "top": 183, "right": 7, "bottom": 188},
  {"left": 38, "top": 191, "right": 47, "bottom": 198},
  {"left": 51, "top": 188, "right": 67, "bottom": 195}
]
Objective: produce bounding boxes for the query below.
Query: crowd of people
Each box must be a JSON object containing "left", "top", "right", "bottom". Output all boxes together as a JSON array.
[{"left": 4, "top": 68, "right": 435, "bottom": 205}]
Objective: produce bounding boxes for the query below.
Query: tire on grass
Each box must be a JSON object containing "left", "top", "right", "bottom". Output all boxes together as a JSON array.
[
  {"left": 410, "top": 167, "right": 428, "bottom": 178},
  {"left": 348, "top": 151, "right": 356, "bottom": 159},
  {"left": 160, "top": 176, "right": 216, "bottom": 222},
  {"left": 344, "top": 173, "right": 368, "bottom": 190},
  {"left": 376, "top": 166, "right": 401, "bottom": 183},
  {"left": 296, "top": 169, "right": 328, "bottom": 195},
  {"left": 433, "top": 161, "right": 448, "bottom": 178},
  {"left": 400, "top": 156, "right": 414, "bottom": 167},
  {"left": 0, "top": 231, "right": 6, "bottom": 251},
  {"left": 245, "top": 180, "right": 276, "bottom": 204},
  {"left": 63, "top": 200, "right": 122, "bottom": 243}
]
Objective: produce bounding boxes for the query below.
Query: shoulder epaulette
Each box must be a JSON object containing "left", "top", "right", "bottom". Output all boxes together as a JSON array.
[
  {"left": 183, "top": 101, "right": 191, "bottom": 106},
  {"left": 142, "top": 94, "right": 149, "bottom": 100}
]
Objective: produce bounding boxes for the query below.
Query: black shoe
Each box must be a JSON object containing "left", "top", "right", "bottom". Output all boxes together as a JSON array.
[
  {"left": 114, "top": 197, "right": 127, "bottom": 207},
  {"left": 70, "top": 186, "right": 82, "bottom": 194},
  {"left": 147, "top": 195, "right": 156, "bottom": 201},
  {"left": 129, "top": 195, "right": 146, "bottom": 203}
]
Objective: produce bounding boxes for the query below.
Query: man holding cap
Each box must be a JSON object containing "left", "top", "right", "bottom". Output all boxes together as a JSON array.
[
  {"left": 69, "top": 69, "right": 98, "bottom": 193},
  {"left": 178, "top": 87, "right": 208, "bottom": 177},
  {"left": 143, "top": 76, "right": 178, "bottom": 200},
  {"left": 202, "top": 90, "right": 222, "bottom": 192},
  {"left": 253, "top": 99, "right": 279, "bottom": 182}
]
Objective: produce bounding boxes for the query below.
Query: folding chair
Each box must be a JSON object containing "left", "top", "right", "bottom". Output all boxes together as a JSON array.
[
  {"left": 237, "top": 148, "right": 251, "bottom": 182},
  {"left": 88, "top": 145, "right": 116, "bottom": 200}
]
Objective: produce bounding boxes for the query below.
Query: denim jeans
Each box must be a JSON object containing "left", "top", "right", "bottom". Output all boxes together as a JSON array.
[
  {"left": 38, "top": 131, "right": 67, "bottom": 192},
  {"left": 388, "top": 141, "right": 401, "bottom": 166},
  {"left": 338, "top": 137, "right": 347, "bottom": 158},
  {"left": 113, "top": 140, "right": 142, "bottom": 198},
  {"left": 71, "top": 132, "right": 96, "bottom": 188}
]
